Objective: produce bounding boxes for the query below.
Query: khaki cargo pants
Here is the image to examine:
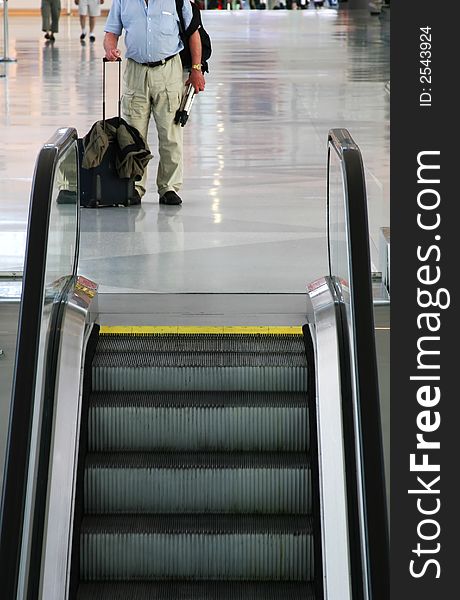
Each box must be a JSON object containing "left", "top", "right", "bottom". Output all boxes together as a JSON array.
[{"left": 122, "top": 55, "right": 184, "bottom": 198}]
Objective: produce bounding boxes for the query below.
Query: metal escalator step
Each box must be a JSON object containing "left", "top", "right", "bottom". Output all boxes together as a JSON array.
[
  {"left": 80, "top": 514, "right": 314, "bottom": 581},
  {"left": 92, "top": 364, "right": 307, "bottom": 393},
  {"left": 81, "top": 513, "right": 314, "bottom": 534},
  {"left": 88, "top": 392, "right": 308, "bottom": 452},
  {"left": 90, "top": 390, "right": 308, "bottom": 408},
  {"left": 96, "top": 333, "right": 307, "bottom": 356},
  {"left": 92, "top": 335, "right": 307, "bottom": 392},
  {"left": 86, "top": 451, "right": 310, "bottom": 469},
  {"left": 92, "top": 352, "right": 307, "bottom": 368},
  {"left": 84, "top": 452, "right": 311, "bottom": 514},
  {"left": 77, "top": 580, "right": 316, "bottom": 600}
]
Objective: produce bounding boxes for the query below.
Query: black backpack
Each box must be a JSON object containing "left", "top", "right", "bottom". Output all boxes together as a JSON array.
[{"left": 175, "top": 0, "right": 212, "bottom": 73}]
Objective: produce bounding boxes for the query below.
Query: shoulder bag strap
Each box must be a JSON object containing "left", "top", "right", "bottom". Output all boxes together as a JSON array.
[{"left": 175, "top": 0, "right": 186, "bottom": 35}]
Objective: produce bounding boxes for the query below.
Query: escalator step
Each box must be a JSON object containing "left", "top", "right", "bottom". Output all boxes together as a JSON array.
[
  {"left": 86, "top": 451, "right": 309, "bottom": 469},
  {"left": 84, "top": 452, "right": 311, "bottom": 514},
  {"left": 80, "top": 514, "right": 314, "bottom": 581},
  {"left": 92, "top": 364, "right": 307, "bottom": 393},
  {"left": 77, "top": 580, "right": 316, "bottom": 600},
  {"left": 96, "top": 333, "right": 307, "bottom": 356},
  {"left": 88, "top": 393, "right": 308, "bottom": 451},
  {"left": 81, "top": 513, "right": 313, "bottom": 534},
  {"left": 90, "top": 390, "right": 308, "bottom": 408},
  {"left": 93, "top": 352, "right": 307, "bottom": 368}
]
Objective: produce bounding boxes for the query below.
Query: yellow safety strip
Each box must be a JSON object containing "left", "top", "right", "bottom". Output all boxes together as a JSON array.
[{"left": 99, "top": 326, "right": 304, "bottom": 335}]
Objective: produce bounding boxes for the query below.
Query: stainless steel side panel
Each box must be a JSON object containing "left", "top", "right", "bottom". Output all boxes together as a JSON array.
[
  {"left": 307, "top": 278, "right": 352, "bottom": 600},
  {"left": 0, "top": 287, "right": 21, "bottom": 494},
  {"left": 374, "top": 300, "right": 390, "bottom": 520},
  {"left": 39, "top": 277, "right": 98, "bottom": 600}
]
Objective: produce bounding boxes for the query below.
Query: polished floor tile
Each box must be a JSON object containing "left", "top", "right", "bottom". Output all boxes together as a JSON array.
[{"left": 0, "top": 9, "right": 389, "bottom": 293}]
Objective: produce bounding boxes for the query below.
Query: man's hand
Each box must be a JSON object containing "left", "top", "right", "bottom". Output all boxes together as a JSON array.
[
  {"left": 186, "top": 69, "right": 205, "bottom": 94},
  {"left": 105, "top": 47, "right": 121, "bottom": 61},
  {"left": 104, "top": 32, "right": 121, "bottom": 61}
]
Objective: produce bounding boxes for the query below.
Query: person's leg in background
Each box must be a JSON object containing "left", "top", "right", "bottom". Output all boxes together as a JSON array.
[
  {"left": 78, "top": 0, "right": 88, "bottom": 41},
  {"left": 89, "top": 16, "right": 96, "bottom": 41},
  {"left": 121, "top": 60, "right": 153, "bottom": 199},
  {"left": 49, "top": 0, "right": 61, "bottom": 40},
  {"left": 41, "top": 0, "right": 52, "bottom": 39},
  {"left": 88, "top": 0, "right": 102, "bottom": 42}
]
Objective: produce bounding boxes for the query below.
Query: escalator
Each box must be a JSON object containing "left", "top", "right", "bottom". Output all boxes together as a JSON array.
[
  {"left": 0, "top": 128, "right": 389, "bottom": 600},
  {"left": 74, "top": 331, "right": 317, "bottom": 599}
]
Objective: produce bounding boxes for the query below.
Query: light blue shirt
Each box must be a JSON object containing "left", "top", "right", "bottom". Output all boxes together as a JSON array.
[{"left": 105, "top": 0, "right": 193, "bottom": 64}]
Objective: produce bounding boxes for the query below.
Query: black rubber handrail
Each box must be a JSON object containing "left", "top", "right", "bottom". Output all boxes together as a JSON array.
[
  {"left": 327, "top": 128, "right": 389, "bottom": 599},
  {"left": 0, "top": 127, "right": 79, "bottom": 600}
]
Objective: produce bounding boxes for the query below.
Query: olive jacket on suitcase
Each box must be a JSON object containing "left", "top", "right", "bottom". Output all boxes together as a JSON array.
[{"left": 82, "top": 116, "right": 152, "bottom": 181}]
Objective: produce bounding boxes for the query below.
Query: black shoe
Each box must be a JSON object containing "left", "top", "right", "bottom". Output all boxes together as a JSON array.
[
  {"left": 80, "top": 32, "right": 86, "bottom": 40},
  {"left": 49, "top": 34, "right": 55, "bottom": 42},
  {"left": 44, "top": 32, "right": 51, "bottom": 40},
  {"left": 89, "top": 34, "right": 96, "bottom": 43},
  {"left": 129, "top": 190, "right": 142, "bottom": 206},
  {"left": 159, "top": 191, "right": 182, "bottom": 205}
]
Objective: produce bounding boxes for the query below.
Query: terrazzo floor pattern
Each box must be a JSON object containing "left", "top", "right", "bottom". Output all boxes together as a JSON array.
[{"left": 0, "top": 9, "right": 389, "bottom": 293}]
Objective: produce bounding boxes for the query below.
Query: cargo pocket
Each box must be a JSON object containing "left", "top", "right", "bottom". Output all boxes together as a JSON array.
[
  {"left": 121, "top": 91, "right": 135, "bottom": 118},
  {"left": 166, "top": 89, "right": 181, "bottom": 114},
  {"left": 121, "top": 91, "right": 148, "bottom": 119}
]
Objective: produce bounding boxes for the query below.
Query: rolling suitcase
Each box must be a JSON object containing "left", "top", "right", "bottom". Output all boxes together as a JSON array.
[{"left": 79, "top": 58, "right": 139, "bottom": 208}]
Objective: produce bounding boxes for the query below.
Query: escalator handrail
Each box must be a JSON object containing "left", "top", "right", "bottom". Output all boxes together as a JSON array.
[
  {"left": 327, "top": 128, "right": 389, "bottom": 598},
  {"left": 0, "top": 127, "right": 79, "bottom": 600}
]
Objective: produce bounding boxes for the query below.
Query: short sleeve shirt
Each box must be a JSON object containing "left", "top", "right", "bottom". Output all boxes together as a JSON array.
[{"left": 105, "top": 0, "right": 193, "bottom": 64}]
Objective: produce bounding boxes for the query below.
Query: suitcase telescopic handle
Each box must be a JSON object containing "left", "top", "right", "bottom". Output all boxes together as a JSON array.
[{"left": 102, "top": 57, "right": 122, "bottom": 125}]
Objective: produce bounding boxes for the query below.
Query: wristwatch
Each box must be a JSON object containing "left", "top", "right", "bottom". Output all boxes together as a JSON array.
[{"left": 191, "top": 64, "right": 202, "bottom": 71}]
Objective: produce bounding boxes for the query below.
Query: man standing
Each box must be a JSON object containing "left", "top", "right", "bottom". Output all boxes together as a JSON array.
[{"left": 104, "top": 0, "right": 205, "bottom": 205}]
